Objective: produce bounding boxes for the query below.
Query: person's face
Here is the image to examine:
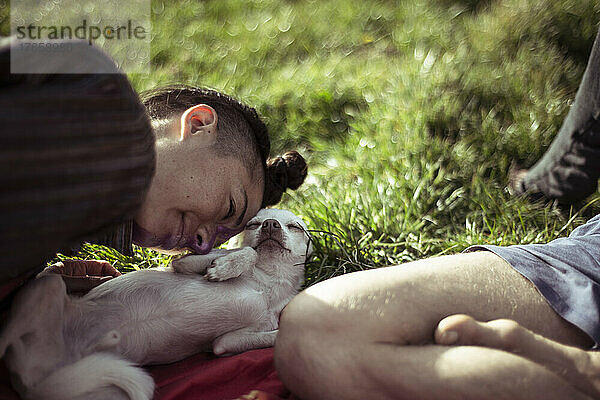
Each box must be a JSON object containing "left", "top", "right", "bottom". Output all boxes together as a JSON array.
[{"left": 133, "top": 104, "right": 264, "bottom": 254}]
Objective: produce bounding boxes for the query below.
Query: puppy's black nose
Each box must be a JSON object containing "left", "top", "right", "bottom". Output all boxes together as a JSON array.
[{"left": 261, "top": 219, "right": 281, "bottom": 233}]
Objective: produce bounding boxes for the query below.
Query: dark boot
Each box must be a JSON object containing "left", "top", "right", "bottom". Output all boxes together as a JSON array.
[{"left": 513, "top": 28, "right": 600, "bottom": 204}]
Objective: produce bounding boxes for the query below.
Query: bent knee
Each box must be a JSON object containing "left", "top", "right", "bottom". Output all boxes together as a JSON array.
[
  {"left": 276, "top": 291, "right": 331, "bottom": 369},
  {"left": 276, "top": 293, "right": 357, "bottom": 400},
  {"left": 279, "top": 289, "right": 336, "bottom": 333}
]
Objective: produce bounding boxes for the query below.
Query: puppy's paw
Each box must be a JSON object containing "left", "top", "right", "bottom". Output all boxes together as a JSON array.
[
  {"left": 205, "top": 261, "right": 232, "bottom": 281},
  {"left": 205, "top": 247, "right": 258, "bottom": 282}
]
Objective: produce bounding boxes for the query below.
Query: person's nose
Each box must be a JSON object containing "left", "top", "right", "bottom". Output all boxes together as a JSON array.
[{"left": 261, "top": 219, "right": 281, "bottom": 234}]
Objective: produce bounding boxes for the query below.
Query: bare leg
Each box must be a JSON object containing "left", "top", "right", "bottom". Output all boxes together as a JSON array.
[{"left": 275, "top": 252, "right": 593, "bottom": 399}]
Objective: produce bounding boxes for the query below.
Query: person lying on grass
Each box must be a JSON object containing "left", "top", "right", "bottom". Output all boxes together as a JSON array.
[
  {"left": 0, "top": 40, "right": 307, "bottom": 399},
  {"left": 0, "top": 41, "right": 307, "bottom": 291},
  {"left": 274, "top": 27, "right": 600, "bottom": 400}
]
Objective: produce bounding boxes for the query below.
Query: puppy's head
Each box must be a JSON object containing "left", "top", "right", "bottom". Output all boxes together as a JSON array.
[{"left": 229, "top": 208, "right": 312, "bottom": 266}]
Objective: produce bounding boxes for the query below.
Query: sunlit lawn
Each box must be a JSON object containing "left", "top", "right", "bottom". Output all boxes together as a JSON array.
[{"left": 3, "top": 0, "right": 599, "bottom": 284}]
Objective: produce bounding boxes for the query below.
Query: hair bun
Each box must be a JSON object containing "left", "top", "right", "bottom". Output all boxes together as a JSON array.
[{"left": 262, "top": 151, "right": 308, "bottom": 207}]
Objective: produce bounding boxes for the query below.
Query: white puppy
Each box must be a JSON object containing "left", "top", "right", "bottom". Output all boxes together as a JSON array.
[{"left": 0, "top": 208, "right": 312, "bottom": 400}]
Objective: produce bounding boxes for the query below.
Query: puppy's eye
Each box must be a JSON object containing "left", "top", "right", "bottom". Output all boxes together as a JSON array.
[
  {"left": 245, "top": 221, "right": 261, "bottom": 230},
  {"left": 287, "top": 224, "right": 304, "bottom": 232}
]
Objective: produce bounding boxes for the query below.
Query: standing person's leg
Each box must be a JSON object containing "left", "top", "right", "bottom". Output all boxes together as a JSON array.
[
  {"left": 0, "top": 41, "right": 155, "bottom": 281},
  {"left": 275, "top": 252, "right": 593, "bottom": 399},
  {"left": 512, "top": 27, "right": 600, "bottom": 203}
]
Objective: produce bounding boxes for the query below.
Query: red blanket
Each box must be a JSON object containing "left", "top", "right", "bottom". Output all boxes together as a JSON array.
[
  {"left": 0, "top": 348, "right": 294, "bottom": 400},
  {"left": 149, "top": 348, "right": 295, "bottom": 400}
]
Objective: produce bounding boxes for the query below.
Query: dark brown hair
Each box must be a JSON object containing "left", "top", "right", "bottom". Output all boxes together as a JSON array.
[{"left": 140, "top": 85, "right": 307, "bottom": 207}]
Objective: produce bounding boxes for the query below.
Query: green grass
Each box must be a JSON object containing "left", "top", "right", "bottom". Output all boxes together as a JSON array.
[{"left": 3, "top": 0, "right": 600, "bottom": 285}]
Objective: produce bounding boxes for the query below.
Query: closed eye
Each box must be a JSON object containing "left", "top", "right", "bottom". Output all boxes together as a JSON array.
[
  {"left": 245, "top": 221, "right": 261, "bottom": 230},
  {"left": 223, "top": 198, "right": 235, "bottom": 220},
  {"left": 287, "top": 224, "right": 304, "bottom": 231}
]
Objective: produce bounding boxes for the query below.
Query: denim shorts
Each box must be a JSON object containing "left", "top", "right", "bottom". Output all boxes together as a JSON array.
[{"left": 466, "top": 214, "right": 600, "bottom": 346}]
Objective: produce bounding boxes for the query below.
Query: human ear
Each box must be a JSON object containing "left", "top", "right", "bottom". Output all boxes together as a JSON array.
[{"left": 180, "top": 104, "right": 218, "bottom": 144}]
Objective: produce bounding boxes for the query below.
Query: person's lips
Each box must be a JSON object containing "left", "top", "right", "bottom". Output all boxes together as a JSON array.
[
  {"left": 219, "top": 225, "right": 245, "bottom": 243},
  {"left": 187, "top": 225, "right": 244, "bottom": 255},
  {"left": 132, "top": 216, "right": 186, "bottom": 251}
]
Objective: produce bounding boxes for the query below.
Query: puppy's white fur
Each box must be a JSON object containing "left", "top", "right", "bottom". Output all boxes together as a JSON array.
[{"left": 0, "top": 209, "right": 312, "bottom": 400}]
